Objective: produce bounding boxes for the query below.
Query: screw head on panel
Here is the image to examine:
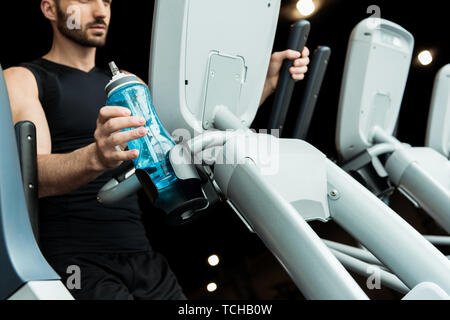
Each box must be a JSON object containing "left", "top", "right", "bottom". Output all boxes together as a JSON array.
[{"left": 328, "top": 189, "right": 340, "bottom": 200}]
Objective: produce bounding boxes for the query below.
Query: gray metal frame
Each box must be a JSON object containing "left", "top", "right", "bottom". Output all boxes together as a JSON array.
[
  {"left": 225, "top": 158, "right": 368, "bottom": 300},
  {"left": 329, "top": 249, "right": 409, "bottom": 294},
  {"left": 0, "top": 64, "right": 72, "bottom": 300},
  {"left": 372, "top": 128, "right": 450, "bottom": 233},
  {"left": 326, "top": 159, "right": 450, "bottom": 292},
  {"left": 189, "top": 108, "right": 450, "bottom": 298}
]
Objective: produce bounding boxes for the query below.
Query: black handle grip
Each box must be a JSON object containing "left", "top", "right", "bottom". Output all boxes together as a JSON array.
[
  {"left": 268, "top": 19, "right": 311, "bottom": 135},
  {"left": 15, "top": 121, "right": 39, "bottom": 243},
  {"left": 292, "top": 46, "right": 331, "bottom": 140}
]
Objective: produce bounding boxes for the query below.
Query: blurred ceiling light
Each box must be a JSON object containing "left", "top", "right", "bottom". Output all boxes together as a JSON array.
[
  {"left": 207, "top": 282, "right": 217, "bottom": 292},
  {"left": 418, "top": 50, "right": 433, "bottom": 66},
  {"left": 296, "top": 0, "right": 316, "bottom": 16},
  {"left": 207, "top": 254, "right": 220, "bottom": 267}
]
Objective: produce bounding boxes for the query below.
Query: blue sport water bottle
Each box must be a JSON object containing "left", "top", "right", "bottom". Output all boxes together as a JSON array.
[
  {"left": 105, "top": 62, "right": 178, "bottom": 190},
  {"left": 104, "top": 62, "right": 208, "bottom": 225}
]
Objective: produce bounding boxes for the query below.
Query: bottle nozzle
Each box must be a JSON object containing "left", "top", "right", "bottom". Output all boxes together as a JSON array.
[{"left": 109, "top": 61, "right": 120, "bottom": 76}]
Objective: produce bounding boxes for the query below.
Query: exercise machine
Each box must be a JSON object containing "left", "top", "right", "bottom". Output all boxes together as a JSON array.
[
  {"left": 336, "top": 19, "right": 450, "bottom": 234},
  {"left": 426, "top": 64, "right": 450, "bottom": 159},
  {"left": 100, "top": 1, "right": 450, "bottom": 299},
  {"left": 2, "top": 0, "right": 450, "bottom": 300},
  {"left": 272, "top": 18, "right": 450, "bottom": 290}
]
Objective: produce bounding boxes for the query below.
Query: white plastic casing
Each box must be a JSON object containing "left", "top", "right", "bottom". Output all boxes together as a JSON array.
[
  {"left": 336, "top": 18, "right": 414, "bottom": 161},
  {"left": 425, "top": 64, "right": 450, "bottom": 158},
  {"left": 8, "top": 281, "right": 74, "bottom": 300},
  {"left": 402, "top": 282, "right": 450, "bottom": 300},
  {"left": 149, "top": 0, "right": 281, "bottom": 139},
  {"left": 385, "top": 146, "right": 450, "bottom": 188},
  {"left": 214, "top": 134, "right": 331, "bottom": 222}
]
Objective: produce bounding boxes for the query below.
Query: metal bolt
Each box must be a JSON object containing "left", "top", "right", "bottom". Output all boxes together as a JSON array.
[
  {"left": 27, "top": 135, "right": 32, "bottom": 141},
  {"left": 28, "top": 183, "right": 34, "bottom": 189},
  {"left": 328, "top": 189, "right": 340, "bottom": 200}
]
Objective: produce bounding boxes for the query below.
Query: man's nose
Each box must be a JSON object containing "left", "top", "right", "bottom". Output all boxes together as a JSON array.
[{"left": 92, "top": 0, "right": 108, "bottom": 20}]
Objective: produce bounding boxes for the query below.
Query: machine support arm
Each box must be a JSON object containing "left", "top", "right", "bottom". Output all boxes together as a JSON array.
[
  {"left": 326, "top": 160, "right": 450, "bottom": 294},
  {"left": 223, "top": 159, "right": 369, "bottom": 300}
]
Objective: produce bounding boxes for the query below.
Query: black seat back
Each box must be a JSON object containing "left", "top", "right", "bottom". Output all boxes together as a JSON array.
[{"left": 15, "top": 121, "right": 39, "bottom": 243}]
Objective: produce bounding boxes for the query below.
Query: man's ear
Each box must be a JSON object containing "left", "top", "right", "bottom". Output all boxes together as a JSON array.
[{"left": 41, "top": 0, "right": 58, "bottom": 22}]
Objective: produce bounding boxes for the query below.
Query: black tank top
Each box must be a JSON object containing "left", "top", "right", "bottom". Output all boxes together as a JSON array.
[{"left": 20, "top": 58, "right": 150, "bottom": 257}]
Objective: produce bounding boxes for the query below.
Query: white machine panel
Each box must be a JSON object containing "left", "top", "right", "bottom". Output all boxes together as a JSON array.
[
  {"left": 402, "top": 282, "right": 450, "bottom": 300},
  {"left": 426, "top": 64, "right": 450, "bottom": 158},
  {"left": 149, "top": 0, "right": 281, "bottom": 138},
  {"left": 336, "top": 18, "right": 414, "bottom": 160},
  {"left": 8, "top": 281, "right": 74, "bottom": 300}
]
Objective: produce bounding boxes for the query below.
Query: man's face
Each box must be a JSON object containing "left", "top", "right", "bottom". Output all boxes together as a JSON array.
[{"left": 55, "top": 0, "right": 112, "bottom": 48}]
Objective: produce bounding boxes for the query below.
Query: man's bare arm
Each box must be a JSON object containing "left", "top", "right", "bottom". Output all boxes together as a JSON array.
[
  {"left": 36, "top": 144, "right": 107, "bottom": 197},
  {"left": 4, "top": 67, "right": 147, "bottom": 198}
]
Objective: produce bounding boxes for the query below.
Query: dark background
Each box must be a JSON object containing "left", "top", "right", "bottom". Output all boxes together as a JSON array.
[{"left": 1, "top": 0, "right": 448, "bottom": 299}]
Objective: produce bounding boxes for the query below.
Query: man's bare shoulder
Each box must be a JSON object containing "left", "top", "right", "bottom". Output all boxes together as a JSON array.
[
  {"left": 4, "top": 66, "right": 38, "bottom": 94},
  {"left": 121, "top": 69, "right": 146, "bottom": 85},
  {"left": 4, "top": 66, "right": 43, "bottom": 125}
]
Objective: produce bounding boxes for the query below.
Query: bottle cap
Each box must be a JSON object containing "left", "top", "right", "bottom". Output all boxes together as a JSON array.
[{"left": 105, "top": 61, "right": 140, "bottom": 96}]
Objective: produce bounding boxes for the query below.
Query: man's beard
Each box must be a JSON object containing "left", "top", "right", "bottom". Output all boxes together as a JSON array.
[{"left": 56, "top": 5, "right": 108, "bottom": 48}]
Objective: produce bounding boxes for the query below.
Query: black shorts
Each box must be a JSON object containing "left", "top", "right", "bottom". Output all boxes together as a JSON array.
[{"left": 46, "top": 249, "right": 186, "bottom": 300}]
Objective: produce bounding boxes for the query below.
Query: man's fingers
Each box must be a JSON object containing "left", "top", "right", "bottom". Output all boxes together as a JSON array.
[
  {"left": 290, "top": 66, "right": 308, "bottom": 75},
  {"left": 271, "top": 49, "right": 300, "bottom": 64},
  {"left": 293, "top": 57, "right": 310, "bottom": 67},
  {"left": 285, "top": 49, "right": 301, "bottom": 60},
  {"left": 109, "top": 149, "right": 140, "bottom": 161},
  {"left": 292, "top": 73, "right": 305, "bottom": 81},
  {"left": 272, "top": 47, "right": 309, "bottom": 64},
  {"left": 108, "top": 127, "right": 148, "bottom": 147},
  {"left": 103, "top": 116, "right": 146, "bottom": 134},
  {"left": 302, "top": 46, "right": 310, "bottom": 58},
  {"left": 98, "top": 106, "right": 131, "bottom": 124}
]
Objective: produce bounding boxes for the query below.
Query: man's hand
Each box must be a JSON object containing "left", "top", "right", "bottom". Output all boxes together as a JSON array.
[
  {"left": 92, "top": 106, "right": 148, "bottom": 171},
  {"left": 5, "top": 67, "right": 150, "bottom": 197},
  {"left": 260, "top": 47, "right": 310, "bottom": 106}
]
